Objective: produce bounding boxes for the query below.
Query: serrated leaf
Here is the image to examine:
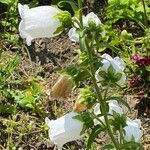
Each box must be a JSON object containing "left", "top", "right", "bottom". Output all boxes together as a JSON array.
[
  {"left": 108, "top": 65, "right": 115, "bottom": 77},
  {"left": 120, "top": 141, "right": 144, "bottom": 150},
  {"left": 101, "top": 144, "right": 115, "bottom": 150},
  {"left": 87, "top": 125, "right": 105, "bottom": 150}
]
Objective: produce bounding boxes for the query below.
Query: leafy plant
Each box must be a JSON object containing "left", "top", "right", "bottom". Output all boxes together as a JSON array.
[{"left": 106, "top": 0, "right": 150, "bottom": 28}]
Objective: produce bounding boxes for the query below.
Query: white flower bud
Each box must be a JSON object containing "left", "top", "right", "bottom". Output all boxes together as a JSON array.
[
  {"left": 68, "top": 28, "right": 79, "bottom": 42},
  {"left": 124, "top": 119, "right": 142, "bottom": 143},
  {"left": 18, "top": 3, "right": 62, "bottom": 46},
  {"left": 45, "top": 112, "right": 83, "bottom": 150}
]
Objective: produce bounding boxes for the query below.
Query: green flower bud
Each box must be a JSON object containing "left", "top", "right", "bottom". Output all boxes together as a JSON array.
[{"left": 56, "top": 11, "right": 72, "bottom": 27}]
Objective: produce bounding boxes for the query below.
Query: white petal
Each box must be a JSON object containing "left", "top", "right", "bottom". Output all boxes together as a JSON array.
[
  {"left": 68, "top": 28, "right": 79, "bottom": 42},
  {"left": 18, "top": 4, "right": 62, "bottom": 45},
  {"left": 124, "top": 126, "right": 142, "bottom": 143},
  {"left": 95, "top": 60, "right": 111, "bottom": 81},
  {"left": 124, "top": 119, "right": 142, "bottom": 143},
  {"left": 18, "top": 3, "right": 29, "bottom": 19},
  {"left": 126, "top": 119, "right": 141, "bottom": 128},
  {"left": 114, "top": 57, "right": 126, "bottom": 71},
  {"left": 93, "top": 103, "right": 104, "bottom": 125},
  {"left": 83, "top": 12, "right": 101, "bottom": 27},
  {"left": 101, "top": 54, "right": 113, "bottom": 61},
  {"left": 116, "top": 72, "right": 126, "bottom": 86},
  {"left": 110, "top": 60, "right": 122, "bottom": 72},
  {"left": 45, "top": 112, "right": 83, "bottom": 149},
  {"left": 95, "top": 67, "right": 104, "bottom": 81},
  {"left": 108, "top": 100, "right": 123, "bottom": 115}
]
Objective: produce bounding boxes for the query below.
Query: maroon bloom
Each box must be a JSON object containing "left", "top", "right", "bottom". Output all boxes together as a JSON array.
[
  {"left": 131, "top": 54, "right": 150, "bottom": 68},
  {"left": 129, "top": 76, "right": 141, "bottom": 87},
  {"left": 136, "top": 57, "right": 150, "bottom": 67},
  {"left": 136, "top": 90, "right": 145, "bottom": 99},
  {"left": 131, "top": 54, "right": 141, "bottom": 61}
]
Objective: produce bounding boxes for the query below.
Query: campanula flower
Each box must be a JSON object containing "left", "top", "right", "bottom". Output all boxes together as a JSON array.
[
  {"left": 18, "top": 4, "right": 63, "bottom": 45},
  {"left": 45, "top": 112, "right": 83, "bottom": 150},
  {"left": 124, "top": 119, "right": 142, "bottom": 143},
  {"left": 95, "top": 54, "right": 126, "bottom": 86},
  {"left": 68, "top": 12, "right": 102, "bottom": 42}
]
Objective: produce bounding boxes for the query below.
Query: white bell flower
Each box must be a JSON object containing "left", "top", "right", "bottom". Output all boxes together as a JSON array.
[
  {"left": 68, "top": 12, "right": 102, "bottom": 42},
  {"left": 83, "top": 12, "right": 101, "bottom": 27},
  {"left": 45, "top": 112, "right": 83, "bottom": 150},
  {"left": 68, "top": 28, "right": 79, "bottom": 42},
  {"left": 18, "top": 3, "right": 62, "bottom": 46},
  {"left": 94, "top": 100, "right": 123, "bottom": 125},
  {"left": 95, "top": 54, "right": 126, "bottom": 86},
  {"left": 124, "top": 119, "right": 142, "bottom": 143}
]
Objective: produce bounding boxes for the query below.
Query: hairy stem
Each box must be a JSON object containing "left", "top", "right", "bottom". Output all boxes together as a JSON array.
[
  {"left": 85, "top": 38, "right": 119, "bottom": 149},
  {"left": 77, "top": 0, "right": 83, "bottom": 28},
  {"left": 141, "top": 0, "right": 147, "bottom": 26}
]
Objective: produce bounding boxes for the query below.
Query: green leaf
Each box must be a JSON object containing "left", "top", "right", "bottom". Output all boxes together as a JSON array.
[
  {"left": 0, "top": 0, "right": 12, "bottom": 4},
  {"left": 73, "top": 112, "right": 94, "bottom": 134},
  {"left": 107, "top": 97, "right": 131, "bottom": 111},
  {"left": 108, "top": 65, "right": 116, "bottom": 77},
  {"left": 111, "top": 111, "right": 127, "bottom": 130},
  {"left": 53, "top": 26, "right": 64, "bottom": 35},
  {"left": 0, "top": 104, "right": 15, "bottom": 114},
  {"left": 120, "top": 141, "right": 144, "bottom": 150},
  {"left": 115, "top": 73, "right": 122, "bottom": 81},
  {"left": 99, "top": 71, "right": 107, "bottom": 79},
  {"left": 87, "top": 125, "right": 105, "bottom": 150},
  {"left": 101, "top": 144, "right": 115, "bottom": 150},
  {"left": 58, "top": 0, "right": 78, "bottom": 12}
]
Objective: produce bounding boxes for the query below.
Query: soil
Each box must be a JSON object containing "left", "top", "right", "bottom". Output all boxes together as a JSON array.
[{"left": 0, "top": 0, "right": 150, "bottom": 150}]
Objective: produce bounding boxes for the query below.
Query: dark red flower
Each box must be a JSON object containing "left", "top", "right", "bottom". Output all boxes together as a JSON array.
[
  {"left": 136, "top": 90, "right": 145, "bottom": 99},
  {"left": 136, "top": 57, "right": 150, "bottom": 67},
  {"left": 129, "top": 76, "right": 141, "bottom": 87},
  {"left": 131, "top": 54, "right": 141, "bottom": 61}
]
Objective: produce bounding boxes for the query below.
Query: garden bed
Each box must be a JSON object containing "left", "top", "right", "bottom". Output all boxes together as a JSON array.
[{"left": 0, "top": 0, "right": 150, "bottom": 149}]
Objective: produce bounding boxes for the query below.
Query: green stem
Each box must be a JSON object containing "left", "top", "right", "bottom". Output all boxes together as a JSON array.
[
  {"left": 77, "top": 0, "right": 83, "bottom": 28},
  {"left": 103, "top": 83, "right": 120, "bottom": 148},
  {"left": 119, "top": 126, "right": 124, "bottom": 144},
  {"left": 141, "top": 0, "right": 147, "bottom": 26},
  {"left": 85, "top": 38, "right": 119, "bottom": 149},
  {"left": 77, "top": 0, "right": 119, "bottom": 148}
]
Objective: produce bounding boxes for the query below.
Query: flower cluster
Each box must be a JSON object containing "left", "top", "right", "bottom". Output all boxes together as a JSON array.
[
  {"left": 131, "top": 54, "right": 150, "bottom": 68},
  {"left": 45, "top": 100, "right": 142, "bottom": 149},
  {"left": 94, "top": 100, "right": 142, "bottom": 142},
  {"left": 129, "top": 54, "right": 150, "bottom": 101}
]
